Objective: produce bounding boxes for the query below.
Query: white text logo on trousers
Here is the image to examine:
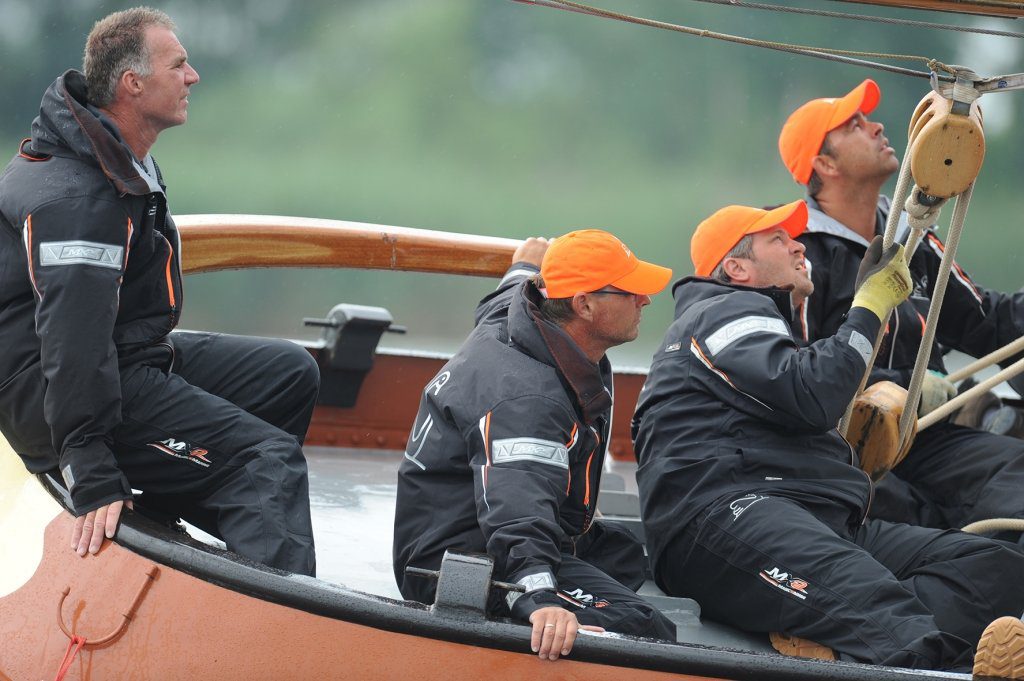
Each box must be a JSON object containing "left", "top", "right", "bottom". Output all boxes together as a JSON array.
[
  {"left": 558, "top": 588, "right": 610, "bottom": 609},
  {"left": 148, "top": 438, "right": 212, "bottom": 468},
  {"left": 728, "top": 493, "right": 766, "bottom": 521},
  {"left": 759, "top": 566, "right": 810, "bottom": 600}
]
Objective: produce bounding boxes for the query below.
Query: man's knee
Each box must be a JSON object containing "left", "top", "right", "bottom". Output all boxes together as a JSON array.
[
  {"left": 628, "top": 602, "right": 677, "bottom": 641},
  {"left": 253, "top": 435, "right": 311, "bottom": 491},
  {"left": 272, "top": 340, "right": 321, "bottom": 399},
  {"left": 238, "top": 439, "right": 314, "bottom": 538}
]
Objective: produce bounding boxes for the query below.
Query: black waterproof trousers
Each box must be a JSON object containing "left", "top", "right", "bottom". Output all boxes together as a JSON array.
[
  {"left": 658, "top": 494, "right": 1024, "bottom": 670},
  {"left": 109, "top": 331, "right": 319, "bottom": 576},
  {"left": 872, "top": 422, "right": 1024, "bottom": 534}
]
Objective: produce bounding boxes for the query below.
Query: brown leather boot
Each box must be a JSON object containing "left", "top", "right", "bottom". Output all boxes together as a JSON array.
[
  {"left": 974, "top": 617, "right": 1024, "bottom": 680},
  {"left": 769, "top": 631, "right": 836, "bottom": 661}
]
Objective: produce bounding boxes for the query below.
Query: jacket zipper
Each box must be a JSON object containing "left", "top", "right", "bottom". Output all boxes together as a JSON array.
[{"left": 159, "top": 233, "right": 180, "bottom": 328}]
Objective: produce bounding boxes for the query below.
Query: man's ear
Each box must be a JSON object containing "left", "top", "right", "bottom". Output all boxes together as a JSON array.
[
  {"left": 571, "top": 292, "right": 596, "bottom": 321},
  {"left": 810, "top": 151, "right": 838, "bottom": 180},
  {"left": 722, "top": 257, "right": 752, "bottom": 285},
  {"left": 118, "top": 69, "right": 145, "bottom": 99}
]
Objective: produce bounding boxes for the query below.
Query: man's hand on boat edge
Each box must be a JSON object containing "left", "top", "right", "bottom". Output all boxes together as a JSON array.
[
  {"left": 529, "top": 606, "right": 605, "bottom": 661},
  {"left": 71, "top": 498, "right": 133, "bottom": 556}
]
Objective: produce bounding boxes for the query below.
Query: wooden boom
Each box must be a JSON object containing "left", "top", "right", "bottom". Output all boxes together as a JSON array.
[
  {"left": 830, "top": 0, "right": 1024, "bottom": 18},
  {"left": 175, "top": 214, "right": 522, "bottom": 278}
]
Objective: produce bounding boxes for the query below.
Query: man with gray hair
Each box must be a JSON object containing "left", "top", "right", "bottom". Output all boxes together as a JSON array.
[{"left": 0, "top": 7, "right": 319, "bottom": 576}]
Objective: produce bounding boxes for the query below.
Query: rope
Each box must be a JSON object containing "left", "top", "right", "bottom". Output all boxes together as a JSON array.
[
  {"left": 515, "top": 0, "right": 1024, "bottom": 93},
  {"left": 53, "top": 635, "right": 86, "bottom": 681},
  {"left": 682, "top": 0, "right": 1024, "bottom": 39},
  {"left": 920, "top": 354, "right": 1024, "bottom": 429},
  {"left": 839, "top": 142, "right": 916, "bottom": 436},
  {"left": 897, "top": 182, "right": 975, "bottom": 449},
  {"left": 946, "top": 335, "right": 1024, "bottom": 384},
  {"left": 519, "top": 0, "right": 955, "bottom": 81},
  {"left": 904, "top": 190, "right": 947, "bottom": 232},
  {"left": 961, "top": 517, "right": 1024, "bottom": 534},
  {"left": 930, "top": 68, "right": 985, "bottom": 104}
]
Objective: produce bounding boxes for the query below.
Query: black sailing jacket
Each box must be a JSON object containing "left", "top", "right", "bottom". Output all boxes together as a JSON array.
[
  {"left": 393, "top": 266, "right": 616, "bottom": 620},
  {"left": 0, "top": 70, "right": 182, "bottom": 513},
  {"left": 632, "top": 277, "right": 877, "bottom": 576},
  {"left": 795, "top": 195, "right": 1024, "bottom": 386}
]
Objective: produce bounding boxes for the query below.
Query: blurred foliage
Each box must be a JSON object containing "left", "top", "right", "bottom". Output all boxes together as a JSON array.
[{"left": 2, "top": 0, "right": 1022, "bottom": 364}]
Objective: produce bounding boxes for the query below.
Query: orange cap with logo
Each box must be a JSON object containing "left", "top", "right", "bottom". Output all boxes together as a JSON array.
[
  {"left": 541, "top": 229, "right": 673, "bottom": 299},
  {"left": 779, "top": 79, "right": 881, "bottom": 185},
  {"left": 690, "top": 200, "right": 808, "bottom": 277}
]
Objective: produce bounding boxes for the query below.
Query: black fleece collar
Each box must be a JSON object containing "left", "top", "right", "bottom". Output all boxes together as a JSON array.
[
  {"left": 30, "top": 70, "right": 155, "bottom": 197},
  {"left": 672, "top": 275, "right": 796, "bottom": 322},
  {"left": 507, "top": 281, "right": 613, "bottom": 426}
]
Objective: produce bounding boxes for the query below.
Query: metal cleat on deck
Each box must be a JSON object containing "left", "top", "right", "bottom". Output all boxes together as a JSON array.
[
  {"left": 305, "top": 303, "right": 406, "bottom": 407},
  {"left": 405, "top": 551, "right": 524, "bottom": 620}
]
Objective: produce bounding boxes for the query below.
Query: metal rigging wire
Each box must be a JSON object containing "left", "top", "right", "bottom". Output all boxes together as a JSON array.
[
  {"left": 516, "top": 0, "right": 957, "bottom": 82},
  {"left": 683, "top": 0, "right": 1024, "bottom": 39}
]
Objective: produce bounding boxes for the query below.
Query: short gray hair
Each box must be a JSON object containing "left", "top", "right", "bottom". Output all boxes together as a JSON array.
[
  {"left": 710, "top": 233, "right": 755, "bottom": 283},
  {"left": 83, "top": 7, "right": 176, "bottom": 108}
]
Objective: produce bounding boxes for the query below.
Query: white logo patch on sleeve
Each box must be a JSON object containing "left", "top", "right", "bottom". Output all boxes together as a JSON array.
[
  {"left": 507, "top": 570, "right": 556, "bottom": 608},
  {"left": 847, "top": 330, "right": 873, "bottom": 366},
  {"left": 39, "top": 240, "right": 123, "bottom": 270},
  {"left": 706, "top": 316, "right": 790, "bottom": 355},
  {"left": 499, "top": 267, "right": 536, "bottom": 286},
  {"left": 492, "top": 437, "right": 568, "bottom": 469},
  {"left": 61, "top": 464, "right": 75, "bottom": 489}
]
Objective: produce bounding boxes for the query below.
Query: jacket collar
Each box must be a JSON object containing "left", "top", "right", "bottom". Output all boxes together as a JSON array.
[
  {"left": 804, "top": 194, "right": 910, "bottom": 247},
  {"left": 672, "top": 275, "right": 795, "bottom": 322},
  {"left": 30, "top": 70, "right": 159, "bottom": 197},
  {"left": 507, "top": 281, "right": 613, "bottom": 425}
]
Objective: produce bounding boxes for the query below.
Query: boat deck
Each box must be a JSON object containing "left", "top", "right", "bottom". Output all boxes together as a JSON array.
[{"left": 298, "top": 446, "right": 782, "bottom": 656}]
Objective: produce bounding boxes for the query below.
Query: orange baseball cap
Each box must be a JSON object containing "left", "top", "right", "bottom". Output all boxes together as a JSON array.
[
  {"left": 541, "top": 229, "right": 673, "bottom": 299},
  {"left": 690, "top": 200, "right": 808, "bottom": 277},
  {"left": 779, "top": 79, "right": 881, "bottom": 184}
]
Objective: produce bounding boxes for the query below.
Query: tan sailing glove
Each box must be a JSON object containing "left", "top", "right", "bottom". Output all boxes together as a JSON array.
[
  {"left": 851, "top": 236, "right": 912, "bottom": 322},
  {"left": 919, "top": 371, "right": 957, "bottom": 416}
]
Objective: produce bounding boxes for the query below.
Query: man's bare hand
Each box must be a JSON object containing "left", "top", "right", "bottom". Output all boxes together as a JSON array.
[
  {"left": 528, "top": 606, "right": 605, "bottom": 660},
  {"left": 512, "top": 237, "right": 550, "bottom": 268},
  {"left": 71, "top": 498, "right": 133, "bottom": 556}
]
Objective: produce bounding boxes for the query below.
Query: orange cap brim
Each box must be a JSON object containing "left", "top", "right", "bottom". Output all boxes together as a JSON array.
[
  {"left": 609, "top": 258, "right": 674, "bottom": 296},
  {"left": 751, "top": 199, "right": 808, "bottom": 240},
  {"left": 826, "top": 79, "right": 880, "bottom": 136}
]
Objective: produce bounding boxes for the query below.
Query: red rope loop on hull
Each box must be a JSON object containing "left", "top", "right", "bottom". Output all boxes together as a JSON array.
[{"left": 53, "top": 635, "right": 86, "bottom": 681}]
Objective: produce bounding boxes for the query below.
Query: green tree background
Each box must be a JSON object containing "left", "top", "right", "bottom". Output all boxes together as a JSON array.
[{"left": 2, "top": 0, "right": 1021, "bottom": 364}]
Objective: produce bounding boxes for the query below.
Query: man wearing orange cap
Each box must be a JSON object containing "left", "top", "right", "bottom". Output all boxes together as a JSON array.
[
  {"left": 780, "top": 80, "right": 1024, "bottom": 536},
  {"left": 394, "top": 230, "right": 676, "bottom": 660},
  {"left": 632, "top": 203, "right": 1024, "bottom": 672}
]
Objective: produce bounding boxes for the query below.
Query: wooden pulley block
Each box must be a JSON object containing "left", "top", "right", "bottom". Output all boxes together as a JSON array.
[
  {"left": 907, "top": 90, "right": 984, "bottom": 199},
  {"left": 846, "top": 381, "right": 917, "bottom": 481}
]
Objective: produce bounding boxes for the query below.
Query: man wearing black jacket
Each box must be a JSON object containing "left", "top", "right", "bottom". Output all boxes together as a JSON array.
[
  {"left": 633, "top": 201, "right": 1024, "bottom": 673},
  {"left": 394, "top": 230, "right": 676, "bottom": 660},
  {"left": 0, "top": 8, "right": 318, "bottom": 575},
  {"left": 779, "top": 79, "right": 1024, "bottom": 531}
]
